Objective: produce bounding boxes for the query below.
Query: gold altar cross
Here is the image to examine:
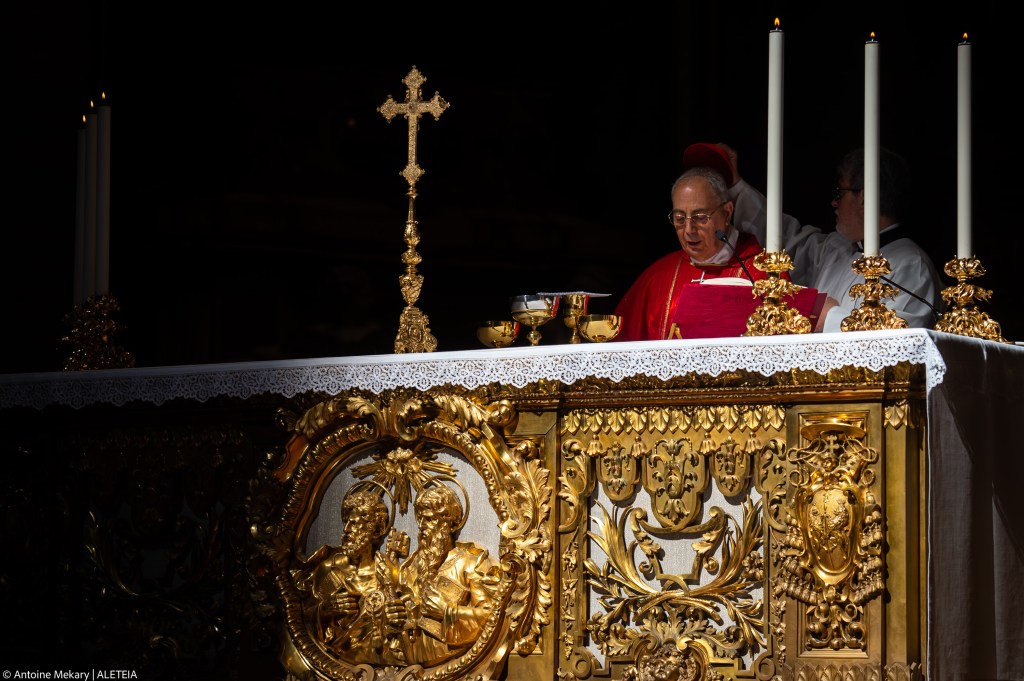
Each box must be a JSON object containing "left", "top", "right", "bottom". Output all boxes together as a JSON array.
[
  {"left": 378, "top": 66, "right": 449, "bottom": 187},
  {"left": 377, "top": 66, "right": 449, "bottom": 354}
]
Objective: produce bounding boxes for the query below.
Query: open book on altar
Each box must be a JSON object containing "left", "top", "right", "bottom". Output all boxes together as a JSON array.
[{"left": 669, "top": 278, "right": 827, "bottom": 339}]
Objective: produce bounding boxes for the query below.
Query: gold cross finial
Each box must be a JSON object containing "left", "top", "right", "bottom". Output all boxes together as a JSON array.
[{"left": 378, "top": 66, "right": 449, "bottom": 188}]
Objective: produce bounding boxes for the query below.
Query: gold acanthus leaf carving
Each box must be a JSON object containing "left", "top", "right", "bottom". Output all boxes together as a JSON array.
[
  {"left": 585, "top": 498, "right": 766, "bottom": 661},
  {"left": 641, "top": 438, "right": 709, "bottom": 531},
  {"left": 562, "top": 406, "right": 786, "bottom": 439},
  {"left": 708, "top": 436, "right": 755, "bottom": 496}
]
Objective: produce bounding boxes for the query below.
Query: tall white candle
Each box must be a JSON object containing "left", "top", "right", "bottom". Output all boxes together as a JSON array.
[
  {"left": 97, "top": 91, "right": 112, "bottom": 295},
  {"left": 84, "top": 101, "right": 98, "bottom": 299},
  {"left": 766, "top": 18, "right": 784, "bottom": 253},
  {"left": 863, "top": 33, "right": 880, "bottom": 257},
  {"left": 74, "top": 114, "right": 87, "bottom": 306},
  {"left": 957, "top": 35, "right": 972, "bottom": 258}
]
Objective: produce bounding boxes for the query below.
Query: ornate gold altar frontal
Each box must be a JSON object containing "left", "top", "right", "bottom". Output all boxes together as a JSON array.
[{"left": 254, "top": 359, "right": 926, "bottom": 681}]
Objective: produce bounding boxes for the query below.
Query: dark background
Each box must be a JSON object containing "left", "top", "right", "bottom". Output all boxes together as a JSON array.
[{"left": 8, "top": 1, "right": 1021, "bottom": 373}]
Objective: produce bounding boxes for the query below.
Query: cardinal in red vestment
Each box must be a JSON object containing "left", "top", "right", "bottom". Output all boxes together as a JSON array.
[{"left": 615, "top": 147, "right": 780, "bottom": 341}]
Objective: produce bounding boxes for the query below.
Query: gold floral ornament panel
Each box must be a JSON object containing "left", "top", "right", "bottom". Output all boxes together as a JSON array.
[
  {"left": 558, "top": 403, "right": 788, "bottom": 680},
  {"left": 258, "top": 391, "right": 553, "bottom": 681}
]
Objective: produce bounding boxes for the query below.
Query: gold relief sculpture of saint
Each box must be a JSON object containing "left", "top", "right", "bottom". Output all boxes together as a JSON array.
[
  {"left": 297, "top": 481, "right": 501, "bottom": 668},
  {"left": 395, "top": 483, "right": 502, "bottom": 665},
  {"left": 267, "top": 390, "right": 553, "bottom": 681},
  {"left": 296, "top": 486, "right": 405, "bottom": 665}
]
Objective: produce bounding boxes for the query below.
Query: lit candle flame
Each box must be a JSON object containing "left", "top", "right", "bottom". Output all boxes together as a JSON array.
[
  {"left": 101, "top": 91, "right": 107, "bottom": 101},
  {"left": 81, "top": 114, "right": 86, "bottom": 124},
  {"left": 962, "top": 32, "right": 969, "bottom": 42},
  {"left": 774, "top": 17, "right": 780, "bottom": 29},
  {"left": 869, "top": 31, "right": 877, "bottom": 41}
]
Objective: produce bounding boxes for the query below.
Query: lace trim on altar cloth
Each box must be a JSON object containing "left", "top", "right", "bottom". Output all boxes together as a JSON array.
[{"left": 0, "top": 329, "right": 955, "bottom": 410}]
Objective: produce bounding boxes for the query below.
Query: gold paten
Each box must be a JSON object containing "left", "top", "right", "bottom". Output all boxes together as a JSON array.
[
  {"left": 841, "top": 255, "right": 909, "bottom": 331},
  {"left": 60, "top": 294, "right": 135, "bottom": 370},
  {"left": 934, "top": 256, "right": 1008, "bottom": 342},
  {"left": 745, "top": 250, "right": 813, "bottom": 336},
  {"left": 379, "top": 66, "right": 449, "bottom": 353}
]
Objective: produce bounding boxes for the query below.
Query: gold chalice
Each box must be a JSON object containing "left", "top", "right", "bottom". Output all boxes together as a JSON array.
[
  {"left": 578, "top": 314, "right": 622, "bottom": 342},
  {"left": 561, "top": 293, "right": 590, "bottom": 344},
  {"left": 510, "top": 294, "right": 559, "bottom": 346},
  {"left": 477, "top": 320, "right": 520, "bottom": 348}
]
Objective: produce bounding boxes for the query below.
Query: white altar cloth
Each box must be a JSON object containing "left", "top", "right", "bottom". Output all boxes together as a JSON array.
[{"left": 0, "top": 329, "right": 948, "bottom": 410}]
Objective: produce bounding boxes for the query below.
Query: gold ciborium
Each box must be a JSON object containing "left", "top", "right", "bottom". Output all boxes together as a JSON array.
[
  {"left": 510, "top": 294, "right": 559, "bottom": 346},
  {"left": 476, "top": 320, "right": 520, "bottom": 348},
  {"left": 578, "top": 314, "right": 622, "bottom": 342}
]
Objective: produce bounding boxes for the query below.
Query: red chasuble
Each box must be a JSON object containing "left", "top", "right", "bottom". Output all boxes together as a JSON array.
[{"left": 614, "top": 232, "right": 778, "bottom": 341}]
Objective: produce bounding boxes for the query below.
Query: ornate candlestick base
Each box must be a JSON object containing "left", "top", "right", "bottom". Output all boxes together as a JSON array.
[
  {"left": 934, "top": 256, "right": 1007, "bottom": 342},
  {"left": 61, "top": 294, "right": 136, "bottom": 371},
  {"left": 744, "top": 250, "right": 812, "bottom": 336},
  {"left": 840, "top": 255, "right": 908, "bottom": 331},
  {"left": 395, "top": 304, "right": 437, "bottom": 354}
]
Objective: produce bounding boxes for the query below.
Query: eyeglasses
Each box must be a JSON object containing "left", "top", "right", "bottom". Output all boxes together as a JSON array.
[
  {"left": 833, "top": 186, "right": 860, "bottom": 202},
  {"left": 668, "top": 203, "right": 725, "bottom": 228}
]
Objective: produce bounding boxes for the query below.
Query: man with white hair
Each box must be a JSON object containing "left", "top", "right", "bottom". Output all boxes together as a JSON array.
[{"left": 395, "top": 484, "right": 501, "bottom": 666}]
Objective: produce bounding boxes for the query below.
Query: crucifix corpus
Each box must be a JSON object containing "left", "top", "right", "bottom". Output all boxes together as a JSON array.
[{"left": 378, "top": 66, "right": 449, "bottom": 353}]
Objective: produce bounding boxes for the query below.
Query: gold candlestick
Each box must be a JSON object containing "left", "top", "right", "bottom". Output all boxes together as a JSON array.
[
  {"left": 840, "top": 255, "right": 908, "bottom": 331},
  {"left": 744, "top": 250, "right": 812, "bottom": 335},
  {"left": 934, "top": 256, "right": 1007, "bottom": 342},
  {"left": 60, "top": 294, "right": 135, "bottom": 371}
]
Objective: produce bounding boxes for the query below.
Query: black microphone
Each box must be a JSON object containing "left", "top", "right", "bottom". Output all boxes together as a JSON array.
[
  {"left": 715, "top": 229, "right": 757, "bottom": 284},
  {"left": 879, "top": 275, "right": 943, "bottom": 323}
]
